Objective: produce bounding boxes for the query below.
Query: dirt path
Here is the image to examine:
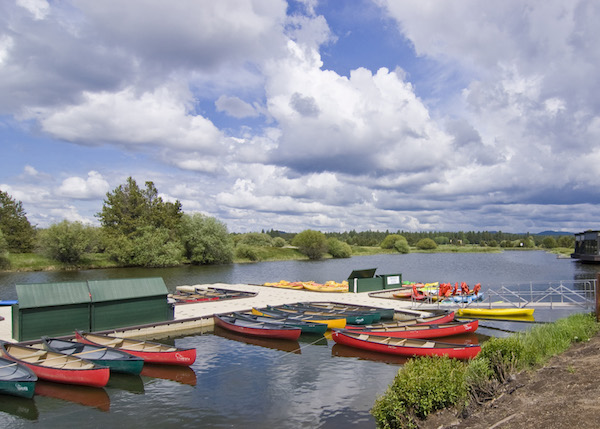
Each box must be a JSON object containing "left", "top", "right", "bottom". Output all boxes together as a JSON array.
[{"left": 421, "top": 333, "right": 600, "bottom": 428}]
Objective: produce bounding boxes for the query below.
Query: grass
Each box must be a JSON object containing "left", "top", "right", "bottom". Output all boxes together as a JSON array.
[{"left": 371, "top": 312, "right": 600, "bottom": 429}]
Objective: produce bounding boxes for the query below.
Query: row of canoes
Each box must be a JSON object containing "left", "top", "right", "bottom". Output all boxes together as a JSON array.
[
  {"left": 214, "top": 301, "right": 483, "bottom": 360},
  {"left": 169, "top": 286, "right": 257, "bottom": 304},
  {"left": 0, "top": 331, "right": 197, "bottom": 398},
  {"left": 262, "top": 280, "right": 349, "bottom": 292}
]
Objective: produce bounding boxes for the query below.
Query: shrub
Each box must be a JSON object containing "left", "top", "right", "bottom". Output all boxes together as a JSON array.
[
  {"left": 235, "top": 244, "right": 262, "bottom": 261},
  {"left": 292, "top": 230, "right": 328, "bottom": 260},
  {"left": 272, "top": 237, "right": 286, "bottom": 247},
  {"left": 381, "top": 234, "right": 404, "bottom": 249},
  {"left": 541, "top": 237, "right": 557, "bottom": 248},
  {"left": 179, "top": 214, "right": 234, "bottom": 264},
  {"left": 394, "top": 238, "right": 410, "bottom": 254},
  {"left": 131, "top": 226, "right": 184, "bottom": 267},
  {"left": 372, "top": 356, "right": 468, "bottom": 428},
  {"left": 238, "top": 232, "right": 274, "bottom": 247},
  {"left": 327, "top": 238, "right": 352, "bottom": 258},
  {"left": 477, "top": 336, "right": 524, "bottom": 383},
  {"left": 38, "top": 220, "right": 91, "bottom": 264},
  {"left": 415, "top": 238, "right": 437, "bottom": 250}
]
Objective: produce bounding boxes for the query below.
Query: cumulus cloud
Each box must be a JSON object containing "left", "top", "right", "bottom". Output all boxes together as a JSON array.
[
  {"left": 215, "top": 95, "right": 259, "bottom": 118},
  {"left": 57, "top": 171, "right": 110, "bottom": 199}
]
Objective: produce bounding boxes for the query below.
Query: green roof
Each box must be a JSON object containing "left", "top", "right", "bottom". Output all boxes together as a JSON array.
[
  {"left": 87, "top": 277, "right": 167, "bottom": 302},
  {"left": 15, "top": 282, "right": 91, "bottom": 309}
]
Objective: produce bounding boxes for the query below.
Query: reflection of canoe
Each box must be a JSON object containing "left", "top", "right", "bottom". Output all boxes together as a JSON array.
[
  {"left": 141, "top": 363, "right": 197, "bottom": 386},
  {"left": 75, "top": 331, "right": 196, "bottom": 366},
  {"left": 251, "top": 307, "right": 346, "bottom": 329},
  {"left": 457, "top": 308, "right": 534, "bottom": 317},
  {"left": 42, "top": 337, "right": 144, "bottom": 375},
  {"left": 0, "top": 356, "right": 37, "bottom": 398},
  {"left": 0, "top": 342, "right": 110, "bottom": 388},
  {"left": 214, "top": 314, "right": 302, "bottom": 340},
  {"left": 346, "top": 311, "right": 456, "bottom": 330},
  {"left": 352, "top": 320, "right": 478, "bottom": 339},
  {"left": 0, "top": 394, "right": 38, "bottom": 420},
  {"left": 214, "top": 325, "right": 301, "bottom": 355},
  {"left": 233, "top": 312, "right": 327, "bottom": 335},
  {"left": 105, "top": 373, "right": 145, "bottom": 394},
  {"left": 35, "top": 380, "right": 110, "bottom": 411},
  {"left": 331, "top": 330, "right": 481, "bottom": 359},
  {"left": 331, "top": 343, "right": 409, "bottom": 365}
]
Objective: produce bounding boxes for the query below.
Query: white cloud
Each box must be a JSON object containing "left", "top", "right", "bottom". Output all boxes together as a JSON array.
[
  {"left": 57, "top": 171, "right": 109, "bottom": 199},
  {"left": 16, "top": 0, "right": 50, "bottom": 20},
  {"left": 215, "top": 95, "right": 259, "bottom": 118}
]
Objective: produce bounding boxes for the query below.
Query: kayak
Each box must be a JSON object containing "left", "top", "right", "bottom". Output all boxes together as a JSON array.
[{"left": 457, "top": 308, "right": 534, "bottom": 317}]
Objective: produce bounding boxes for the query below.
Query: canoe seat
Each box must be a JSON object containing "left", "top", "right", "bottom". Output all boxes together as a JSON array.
[
  {"left": 103, "top": 338, "right": 123, "bottom": 346},
  {"left": 422, "top": 342, "right": 435, "bottom": 348},
  {"left": 19, "top": 350, "right": 46, "bottom": 362}
]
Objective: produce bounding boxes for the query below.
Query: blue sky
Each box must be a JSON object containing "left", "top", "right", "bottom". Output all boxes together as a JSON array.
[{"left": 1, "top": 0, "right": 600, "bottom": 234}]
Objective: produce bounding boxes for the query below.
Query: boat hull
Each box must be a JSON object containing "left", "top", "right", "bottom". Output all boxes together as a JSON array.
[
  {"left": 0, "top": 357, "right": 37, "bottom": 399},
  {"left": 331, "top": 330, "right": 481, "bottom": 359},
  {"left": 346, "top": 311, "right": 456, "bottom": 329},
  {"left": 214, "top": 314, "right": 302, "bottom": 340},
  {"left": 355, "top": 320, "right": 479, "bottom": 339},
  {"left": 458, "top": 308, "right": 534, "bottom": 317},
  {"left": 234, "top": 312, "right": 327, "bottom": 335},
  {"left": 74, "top": 332, "right": 196, "bottom": 366},
  {"left": 252, "top": 308, "right": 347, "bottom": 329}
]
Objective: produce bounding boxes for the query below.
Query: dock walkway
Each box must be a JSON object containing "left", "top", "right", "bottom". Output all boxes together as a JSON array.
[{"left": 0, "top": 283, "right": 419, "bottom": 342}]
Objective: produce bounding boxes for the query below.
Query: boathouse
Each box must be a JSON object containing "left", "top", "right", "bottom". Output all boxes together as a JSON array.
[
  {"left": 571, "top": 230, "right": 600, "bottom": 263},
  {"left": 12, "top": 277, "right": 171, "bottom": 340}
]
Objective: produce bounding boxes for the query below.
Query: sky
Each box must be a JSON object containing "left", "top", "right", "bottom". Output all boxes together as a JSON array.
[{"left": 1, "top": 0, "right": 600, "bottom": 234}]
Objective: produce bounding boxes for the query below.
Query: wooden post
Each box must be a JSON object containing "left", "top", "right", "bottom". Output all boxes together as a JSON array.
[{"left": 596, "top": 273, "right": 600, "bottom": 322}]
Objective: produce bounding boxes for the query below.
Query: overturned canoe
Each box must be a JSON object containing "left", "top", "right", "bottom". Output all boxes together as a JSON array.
[
  {"left": 41, "top": 337, "right": 144, "bottom": 375},
  {"left": 457, "top": 307, "right": 534, "bottom": 317},
  {"left": 331, "top": 330, "right": 481, "bottom": 359},
  {"left": 351, "top": 320, "right": 479, "bottom": 339},
  {"left": 214, "top": 314, "right": 302, "bottom": 340},
  {"left": 75, "top": 331, "right": 196, "bottom": 366},
  {"left": 0, "top": 341, "right": 109, "bottom": 388}
]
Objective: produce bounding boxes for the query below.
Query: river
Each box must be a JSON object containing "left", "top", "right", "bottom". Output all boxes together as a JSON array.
[{"left": 0, "top": 251, "right": 598, "bottom": 428}]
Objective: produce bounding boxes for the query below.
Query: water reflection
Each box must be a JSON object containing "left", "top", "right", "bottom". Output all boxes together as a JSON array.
[
  {"left": 105, "top": 373, "right": 145, "bottom": 394},
  {"left": 213, "top": 325, "right": 302, "bottom": 354},
  {"left": 140, "top": 364, "right": 197, "bottom": 386},
  {"left": 34, "top": 380, "right": 110, "bottom": 412},
  {"left": 0, "top": 395, "right": 38, "bottom": 421}
]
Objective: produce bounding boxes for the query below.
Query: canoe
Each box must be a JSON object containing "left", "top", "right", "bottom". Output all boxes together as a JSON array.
[
  {"left": 283, "top": 302, "right": 381, "bottom": 323},
  {"left": 296, "top": 302, "right": 395, "bottom": 320},
  {"left": 271, "top": 304, "right": 376, "bottom": 325},
  {"left": 251, "top": 307, "right": 346, "bottom": 329},
  {"left": 41, "top": 337, "right": 144, "bottom": 375},
  {"left": 0, "top": 356, "right": 37, "bottom": 398},
  {"left": 331, "top": 330, "right": 481, "bottom": 359},
  {"left": 345, "top": 311, "right": 456, "bottom": 329},
  {"left": 214, "top": 314, "right": 302, "bottom": 340},
  {"left": 233, "top": 312, "right": 327, "bottom": 335},
  {"left": 74, "top": 331, "right": 196, "bottom": 366},
  {"left": 0, "top": 342, "right": 110, "bottom": 388},
  {"left": 349, "top": 320, "right": 479, "bottom": 339},
  {"left": 457, "top": 307, "right": 535, "bottom": 317}
]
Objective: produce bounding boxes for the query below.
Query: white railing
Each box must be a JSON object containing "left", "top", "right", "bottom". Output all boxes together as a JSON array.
[{"left": 411, "top": 279, "right": 597, "bottom": 310}]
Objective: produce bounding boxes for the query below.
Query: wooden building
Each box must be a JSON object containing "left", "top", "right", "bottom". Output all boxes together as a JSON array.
[{"left": 571, "top": 230, "right": 600, "bottom": 263}]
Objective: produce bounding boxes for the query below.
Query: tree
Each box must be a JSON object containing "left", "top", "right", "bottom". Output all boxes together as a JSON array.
[
  {"left": 416, "top": 238, "right": 437, "bottom": 250},
  {"left": 131, "top": 226, "right": 184, "bottom": 267},
  {"left": 542, "top": 237, "right": 557, "bottom": 249},
  {"left": 0, "top": 190, "right": 35, "bottom": 252},
  {"left": 237, "top": 232, "right": 273, "bottom": 247},
  {"left": 0, "top": 228, "right": 10, "bottom": 269},
  {"left": 179, "top": 214, "right": 233, "bottom": 264},
  {"left": 39, "top": 221, "right": 91, "bottom": 264},
  {"left": 97, "top": 177, "right": 182, "bottom": 236},
  {"left": 327, "top": 238, "right": 352, "bottom": 258},
  {"left": 381, "top": 234, "right": 404, "bottom": 249},
  {"left": 394, "top": 237, "right": 410, "bottom": 254},
  {"left": 292, "top": 230, "right": 328, "bottom": 260}
]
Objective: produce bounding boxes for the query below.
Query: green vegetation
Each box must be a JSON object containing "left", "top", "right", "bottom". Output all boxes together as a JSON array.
[
  {"left": 292, "top": 229, "right": 329, "bottom": 260},
  {"left": 371, "top": 313, "right": 599, "bottom": 429},
  {"left": 0, "top": 190, "right": 35, "bottom": 253},
  {"left": 415, "top": 238, "right": 437, "bottom": 250}
]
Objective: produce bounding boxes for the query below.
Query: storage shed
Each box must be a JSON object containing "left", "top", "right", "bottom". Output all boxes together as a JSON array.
[
  {"left": 88, "top": 277, "right": 171, "bottom": 331},
  {"left": 13, "top": 281, "right": 92, "bottom": 341}
]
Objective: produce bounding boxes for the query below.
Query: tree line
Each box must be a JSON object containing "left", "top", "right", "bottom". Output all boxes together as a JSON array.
[{"left": 0, "top": 180, "right": 576, "bottom": 269}]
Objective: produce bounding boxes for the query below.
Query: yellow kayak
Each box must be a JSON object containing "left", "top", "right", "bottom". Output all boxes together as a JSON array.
[{"left": 457, "top": 308, "right": 534, "bottom": 317}]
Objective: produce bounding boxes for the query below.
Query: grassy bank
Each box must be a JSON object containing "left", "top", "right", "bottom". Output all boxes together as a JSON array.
[
  {"left": 2, "top": 245, "right": 570, "bottom": 272},
  {"left": 371, "top": 312, "right": 600, "bottom": 429}
]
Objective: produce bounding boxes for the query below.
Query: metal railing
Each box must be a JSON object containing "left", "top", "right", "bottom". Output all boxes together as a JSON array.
[{"left": 411, "top": 279, "right": 597, "bottom": 310}]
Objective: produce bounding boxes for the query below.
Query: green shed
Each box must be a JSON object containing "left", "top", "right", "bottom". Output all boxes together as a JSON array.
[
  {"left": 88, "top": 277, "right": 171, "bottom": 331},
  {"left": 13, "top": 281, "right": 92, "bottom": 341}
]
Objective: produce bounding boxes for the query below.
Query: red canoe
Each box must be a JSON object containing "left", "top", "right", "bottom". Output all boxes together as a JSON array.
[
  {"left": 345, "top": 311, "right": 456, "bottom": 330},
  {"left": 331, "top": 330, "right": 481, "bottom": 360},
  {"left": 214, "top": 314, "right": 302, "bottom": 341},
  {"left": 353, "top": 320, "right": 478, "bottom": 339},
  {"left": 75, "top": 331, "right": 196, "bottom": 366},
  {"left": 0, "top": 341, "right": 110, "bottom": 388}
]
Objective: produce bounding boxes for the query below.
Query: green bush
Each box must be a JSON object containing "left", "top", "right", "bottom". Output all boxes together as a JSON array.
[
  {"left": 372, "top": 356, "right": 468, "bottom": 428},
  {"left": 0, "top": 228, "right": 9, "bottom": 269},
  {"left": 38, "top": 220, "right": 91, "bottom": 264},
  {"left": 394, "top": 238, "right": 410, "bottom": 254},
  {"left": 327, "top": 238, "right": 352, "bottom": 258},
  {"left": 381, "top": 234, "right": 404, "bottom": 249},
  {"left": 235, "top": 244, "right": 262, "bottom": 261},
  {"left": 272, "top": 237, "right": 286, "bottom": 247},
  {"left": 477, "top": 336, "right": 524, "bottom": 382},
  {"left": 415, "top": 238, "right": 437, "bottom": 250},
  {"left": 131, "top": 226, "right": 184, "bottom": 267},
  {"left": 238, "top": 232, "right": 274, "bottom": 247},
  {"left": 292, "top": 230, "right": 328, "bottom": 260},
  {"left": 179, "top": 214, "right": 233, "bottom": 264}
]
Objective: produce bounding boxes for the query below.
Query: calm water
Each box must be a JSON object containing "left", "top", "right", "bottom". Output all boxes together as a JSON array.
[{"left": 0, "top": 251, "right": 598, "bottom": 428}]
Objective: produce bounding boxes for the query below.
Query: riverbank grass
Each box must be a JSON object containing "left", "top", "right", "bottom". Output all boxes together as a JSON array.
[{"left": 371, "top": 312, "right": 600, "bottom": 429}]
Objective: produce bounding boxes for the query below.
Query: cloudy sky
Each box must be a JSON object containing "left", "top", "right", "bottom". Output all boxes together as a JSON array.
[{"left": 1, "top": 0, "right": 599, "bottom": 234}]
